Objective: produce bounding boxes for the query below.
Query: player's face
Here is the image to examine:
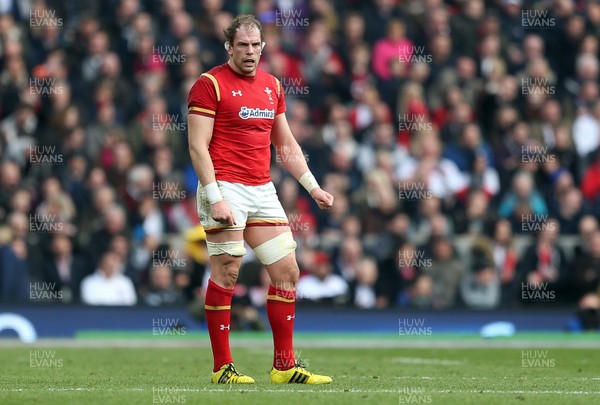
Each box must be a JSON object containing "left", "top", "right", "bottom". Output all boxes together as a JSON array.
[{"left": 228, "top": 26, "right": 262, "bottom": 76}]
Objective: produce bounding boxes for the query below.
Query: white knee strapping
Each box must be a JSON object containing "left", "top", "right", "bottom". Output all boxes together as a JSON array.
[
  {"left": 206, "top": 240, "right": 247, "bottom": 257},
  {"left": 253, "top": 232, "right": 297, "bottom": 265}
]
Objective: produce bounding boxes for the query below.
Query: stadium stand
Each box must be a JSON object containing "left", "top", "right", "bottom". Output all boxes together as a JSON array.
[{"left": 0, "top": 1, "right": 599, "bottom": 332}]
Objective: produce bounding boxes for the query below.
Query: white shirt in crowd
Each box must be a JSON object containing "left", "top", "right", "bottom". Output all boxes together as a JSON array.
[
  {"left": 297, "top": 274, "right": 349, "bottom": 301},
  {"left": 81, "top": 271, "right": 137, "bottom": 306},
  {"left": 396, "top": 157, "right": 469, "bottom": 199},
  {"left": 572, "top": 113, "right": 600, "bottom": 158}
]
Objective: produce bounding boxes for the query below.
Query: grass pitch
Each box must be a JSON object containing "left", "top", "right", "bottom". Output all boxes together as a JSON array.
[{"left": 0, "top": 335, "right": 599, "bottom": 404}]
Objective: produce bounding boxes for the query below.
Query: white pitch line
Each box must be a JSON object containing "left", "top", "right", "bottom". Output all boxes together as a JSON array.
[
  {"left": 338, "top": 376, "right": 600, "bottom": 381},
  {"left": 2, "top": 388, "right": 600, "bottom": 395},
  {"left": 391, "top": 357, "right": 467, "bottom": 365}
]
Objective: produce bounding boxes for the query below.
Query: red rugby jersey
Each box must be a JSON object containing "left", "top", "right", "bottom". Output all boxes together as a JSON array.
[{"left": 188, "top": 63, "right": 286, "bottom": 186}]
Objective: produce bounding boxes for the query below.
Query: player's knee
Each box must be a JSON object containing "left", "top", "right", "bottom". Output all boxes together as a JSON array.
[
  {"left": 223, "top": 267, "right": 239, "bottom": 288},
  {"left": 269, "top": 256, "right": 299, "bottom": 287},
  {"left": 207, "top": 240, "right": 245, "bottom": 289},
  {"left": 282, "top": 263, "right": 299, "bottom": 286},
  {"left": 213, "top": 258, "right": 240, "bottom": 289}
]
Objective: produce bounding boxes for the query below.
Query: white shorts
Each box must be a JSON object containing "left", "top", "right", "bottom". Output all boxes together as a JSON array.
[{"left": 197, "top": 180, "right": 288, "bottom": 233}]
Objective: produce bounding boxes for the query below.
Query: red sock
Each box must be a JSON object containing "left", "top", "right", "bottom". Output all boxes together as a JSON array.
[
  {"left": 267, "top": 284, "right": 297, "bottom": 370},
  {"left": 205, "top": 279, "right": 234, "bottom": 372}
]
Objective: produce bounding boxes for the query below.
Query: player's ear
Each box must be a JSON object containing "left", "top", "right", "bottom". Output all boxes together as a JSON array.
[
  {"left": 224, "top": 41, "right": 231, "bottom": 51},
  {"left": 260, "top": 41, "right": 266, "bottom": 55}
]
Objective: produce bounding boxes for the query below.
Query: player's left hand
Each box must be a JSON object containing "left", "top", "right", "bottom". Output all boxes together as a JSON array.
[{"left": 310, "top": 188, "right": 334, "bottom": 210}]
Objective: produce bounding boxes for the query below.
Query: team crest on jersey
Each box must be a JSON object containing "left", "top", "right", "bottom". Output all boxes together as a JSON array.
[
  {"left": 239, "top": 106, "right": 275, "bottom": 120},
  {"left": 264, "top": 87, "right": 274, "bottom": 104}
]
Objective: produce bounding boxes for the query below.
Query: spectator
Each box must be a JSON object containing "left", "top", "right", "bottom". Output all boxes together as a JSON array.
[
  {"left": 80, "top": 251, "right": 137, "bottom": 306},
  {"left": 0, "top": 227, "right": 29, "bottom": 302},
  {"left": 498, "top": 171, "right": 548, "bottom": 233},
  {"left": 554, "top": 186, "right": 585, "bottom": 235},
  {"left": 581, "top": 150, "right": 600, "bottom": 206},
  {"left": 353, "top": 257, "right": 378, "bottom": 309},
  {"left": 297, "top": 251, "right": 349, "bottom": 304},
  {"left": 372, "top": 19, "right": 413, "bottom": 81},
  {"left": 460, "top": 238, "right": 500, "bottom": 309},
  {"left": 574, "top": 215, "right": 599, "bottom": 257},
  {"left": 89, "top": 204, "right": 128, "bottom": 265},
  {"left": 41, "top": 234, "right": 89, "bottom": 303},
  {"left": 397, "top": 131, "right": 469, "bottom": 202},
  {"left": 572, "top": 99, "right": 600, "bottom": 163},
  {"left": 517, "top": 219, "right": 569, "bottom": 304},
  {"left": 491, "top": 219, "right": 519, "bottom": 306},
  {"left": 376, "top": 241, "right": 423, "bottom": 308},
  {"left": 334, "top": 237, "right": 363, "bottom": 284},
  {"left": 142, "top": 264, "right": 185, "bottom": 306},
  {"left": 571, "top": 230, "right": 600, "bottom": 303},
  {"left": 426, "top": 236, "right": 465, "bottom": 309}
]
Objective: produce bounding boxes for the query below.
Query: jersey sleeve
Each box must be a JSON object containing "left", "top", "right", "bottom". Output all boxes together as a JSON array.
[
  {"left": 275, "top": 78, "right": 286, "bottom": 115},
  {"left": 188, "top": 74, "right": 219, "bottom": 118}
]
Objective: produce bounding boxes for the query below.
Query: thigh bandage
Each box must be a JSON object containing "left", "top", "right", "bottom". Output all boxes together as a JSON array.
[
  {"left": 206, "top": 240, "right": 247, "bottom": 257},
  {"left": 253, "top": 232, "right": 297, "bottom": 265}
]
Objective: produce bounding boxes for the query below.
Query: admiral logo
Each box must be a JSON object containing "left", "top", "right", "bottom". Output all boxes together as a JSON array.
[{"left": 239, "top": 106, "right": 275, "bottom": 120}]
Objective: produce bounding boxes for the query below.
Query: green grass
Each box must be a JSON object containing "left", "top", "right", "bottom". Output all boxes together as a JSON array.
[{"left": 0, "top": 345, "right": 598, "bottom": 404}]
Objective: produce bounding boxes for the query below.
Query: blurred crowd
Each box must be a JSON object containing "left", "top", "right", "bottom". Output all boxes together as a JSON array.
[{"left": 0, "top": 0, "right": 599, "bottom": 325}]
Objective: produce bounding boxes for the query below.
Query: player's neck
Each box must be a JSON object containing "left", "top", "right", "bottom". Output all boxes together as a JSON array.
[{"left": 227, "top": 59, "right": 257, "bottom": 77}]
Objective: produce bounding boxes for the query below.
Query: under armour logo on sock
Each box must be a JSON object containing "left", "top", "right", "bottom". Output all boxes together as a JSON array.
[
  {"left": 220, "top": 324, "right": 230, "bottom": 330},
  {"left": 286, "top": 315, "right": 295, "bottom": 321}
]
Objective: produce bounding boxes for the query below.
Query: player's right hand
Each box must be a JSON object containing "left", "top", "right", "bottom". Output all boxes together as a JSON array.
[{"left": 211, "top": 200, "right": 236, "bottom": 225}]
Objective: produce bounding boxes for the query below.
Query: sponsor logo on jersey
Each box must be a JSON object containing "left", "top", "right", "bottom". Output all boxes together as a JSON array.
[{"left": 239, "top": 106, "right": 275, "bottom": 120}]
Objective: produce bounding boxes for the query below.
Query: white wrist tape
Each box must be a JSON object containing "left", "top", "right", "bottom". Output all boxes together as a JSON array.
[
  {"left": 298, "top": 172, "right": 320, "bottom": 193},
  {"left": 203, "top": 182, "right": 223, "bottom": 204}
]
